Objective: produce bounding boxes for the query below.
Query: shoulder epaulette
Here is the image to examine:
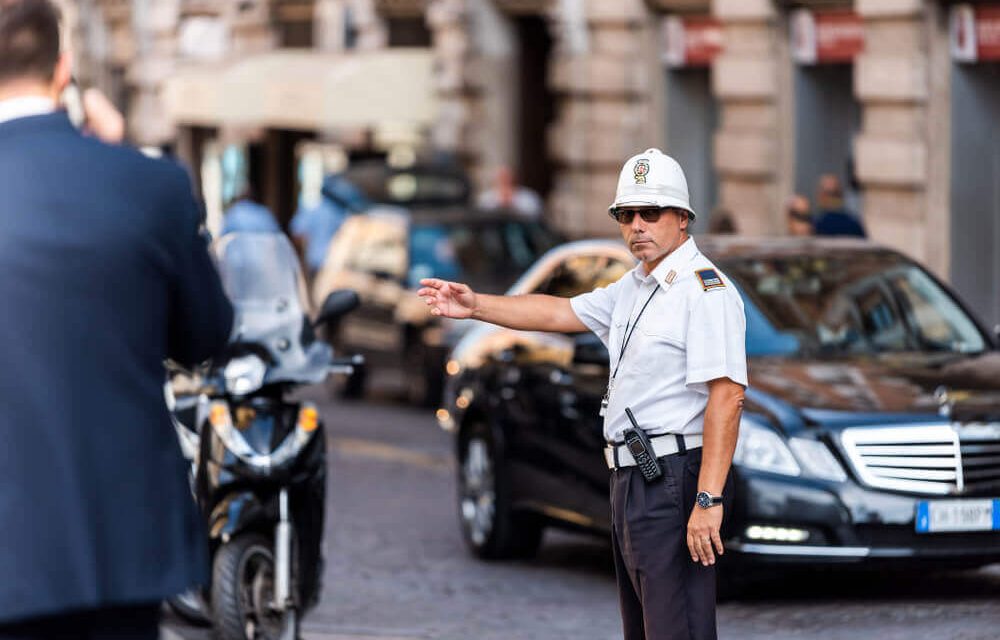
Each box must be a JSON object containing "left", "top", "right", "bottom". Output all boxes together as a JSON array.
[{"left": 695, "top": 268, "right": 725, "bottom": 291}]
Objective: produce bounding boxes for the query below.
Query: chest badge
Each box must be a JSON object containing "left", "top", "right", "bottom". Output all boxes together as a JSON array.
[{"left": 696, "top": 269, "right": 725, "bottom": 291}]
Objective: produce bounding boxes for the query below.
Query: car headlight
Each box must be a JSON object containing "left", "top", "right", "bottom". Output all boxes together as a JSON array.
[
  {"left": 207, "top": 401, "right": 319, "bottom": 471},
  {"left": 788, "top": 437, "right": 848, "bottom": 482},
  {"left": 224, "top": 355, "right": 267, "bottom": 396},
  {"left": 733, "top": 419, "right": 801, "bottom": 476}
]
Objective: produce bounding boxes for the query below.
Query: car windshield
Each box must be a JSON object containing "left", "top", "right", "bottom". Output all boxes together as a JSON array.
[
  {"left": 408, "top": 220, "right": 561, "bottom": 293},
  {"left": 720, "top": 251, "right": 989, "bottom": 357}
]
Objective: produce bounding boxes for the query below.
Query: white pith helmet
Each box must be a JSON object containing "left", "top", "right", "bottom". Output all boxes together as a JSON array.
[{"left": 608, "top": 148, "right": 696, "bottom": 221}]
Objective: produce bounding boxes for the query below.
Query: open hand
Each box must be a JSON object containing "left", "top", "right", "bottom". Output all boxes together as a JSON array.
[{"left": 417, "top": 278, "right": 478, "bottom": 320}]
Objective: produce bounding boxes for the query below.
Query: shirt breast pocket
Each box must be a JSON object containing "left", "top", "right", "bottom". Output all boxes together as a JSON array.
[{"left": 631, "top": 322, "right": 685, "bottom": 374}]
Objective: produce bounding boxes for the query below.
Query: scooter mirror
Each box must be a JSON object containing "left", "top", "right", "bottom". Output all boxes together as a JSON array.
[{"left": 315, "top": 289, "right": 360, "bottom": 327}]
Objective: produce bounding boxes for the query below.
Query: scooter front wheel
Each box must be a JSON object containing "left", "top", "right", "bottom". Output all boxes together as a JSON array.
[{"left": 212, "top": 533, "right": 299, "bottom": 640}]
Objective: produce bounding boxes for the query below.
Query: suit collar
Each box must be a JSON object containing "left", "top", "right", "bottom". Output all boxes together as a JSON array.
[{"left": 0, "top": 110, "right": 77, "bottom": 139}]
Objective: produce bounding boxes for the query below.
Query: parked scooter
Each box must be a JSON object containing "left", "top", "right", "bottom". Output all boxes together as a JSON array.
[{"left": 167, "top": 232, "right": 361, "bottom": 640}]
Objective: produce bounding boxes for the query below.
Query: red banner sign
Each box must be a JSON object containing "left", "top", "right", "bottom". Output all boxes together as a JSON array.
[
  {"left": 791, "top": 9, "right": 864, "bottom": 65},
  {"left": 951, "top": 4, "right": 1000, "bottom": 63},
  {"left": 662, "top": 16, "right": 723, "bottom": 69}
]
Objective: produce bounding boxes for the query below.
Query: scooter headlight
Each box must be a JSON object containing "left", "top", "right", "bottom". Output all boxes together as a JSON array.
[
  {"left": 224, "top": 355, "right": 267, "bottom": 396},
  {"left": 208, "top": 401, "right": 320, "bottom": 471}
]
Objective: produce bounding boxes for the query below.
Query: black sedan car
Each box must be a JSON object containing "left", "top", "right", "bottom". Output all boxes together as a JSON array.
[{"left": 438, "top": 236, "right": 1000, "bottom": 579}]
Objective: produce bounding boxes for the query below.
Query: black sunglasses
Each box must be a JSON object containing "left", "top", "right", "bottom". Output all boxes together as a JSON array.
[{"left": 609, "top": 208, "right": 675, "bottom": 224}]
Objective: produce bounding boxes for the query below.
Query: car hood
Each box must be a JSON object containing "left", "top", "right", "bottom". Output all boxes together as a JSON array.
[{"left": 749, "top": 351, "right": 1000, "bottom": 428}]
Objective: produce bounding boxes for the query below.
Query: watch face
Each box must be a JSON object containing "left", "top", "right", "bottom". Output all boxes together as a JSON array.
[{"left": 696, "top": 492, "right": 712, "bottom": 509}]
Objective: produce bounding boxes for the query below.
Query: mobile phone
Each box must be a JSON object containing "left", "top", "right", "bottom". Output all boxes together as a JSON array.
[{"left": 61, "top": 77, "right": 86, "bottom": 130}]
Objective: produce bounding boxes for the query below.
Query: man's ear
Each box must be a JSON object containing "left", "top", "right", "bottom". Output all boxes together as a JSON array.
[{"left": 50, "top": 52, "right": 72, "bottom": 98}]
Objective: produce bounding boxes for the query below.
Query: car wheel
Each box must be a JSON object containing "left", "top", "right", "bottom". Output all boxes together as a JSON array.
[{"left": 458, "top": 422, "right": 543, "bottom": 560}]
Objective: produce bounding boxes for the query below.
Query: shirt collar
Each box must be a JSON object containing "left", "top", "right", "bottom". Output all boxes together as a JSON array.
[
  {"left": 0, "top": 96, "right": 56, "bottom": 126},
  {"left": 630, "top": 236, "right": 700, "bottom": 288}
]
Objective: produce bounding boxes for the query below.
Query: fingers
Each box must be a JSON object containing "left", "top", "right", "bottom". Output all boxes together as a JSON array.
[
  {"left": 688, "top": 531, "right": 713, "bottom": 566},
  {"left": 711, "top": 529, "right": 725, "bottom": 557},
  {"left": 695, "top": 535, "right": 715, "bottom": 566},
  {"left": 419, "top": 278, "right": 444, "bottom": 289}
]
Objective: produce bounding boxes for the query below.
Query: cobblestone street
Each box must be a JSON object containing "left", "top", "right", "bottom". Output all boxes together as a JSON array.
[{"left": 164, "top": 384, "right": 1000, "bottom": 640}]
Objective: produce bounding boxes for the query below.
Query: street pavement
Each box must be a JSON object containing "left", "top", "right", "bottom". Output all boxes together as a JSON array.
[{"left": 163, "top": 379, "right": 1000, "bottom": 640}]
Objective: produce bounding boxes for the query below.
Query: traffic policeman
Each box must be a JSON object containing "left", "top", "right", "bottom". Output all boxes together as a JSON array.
[{"left": 417, "top": 149, "right": 747, "bottom": 640}]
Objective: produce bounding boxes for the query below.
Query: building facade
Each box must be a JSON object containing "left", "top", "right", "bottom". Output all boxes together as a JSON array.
[{"left": 67, "top": 0, "right": 1000, "bottom": 328}]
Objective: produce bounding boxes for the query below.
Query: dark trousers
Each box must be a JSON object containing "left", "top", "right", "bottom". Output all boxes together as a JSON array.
[
  {"left": 611, "top": 447, "right": 733, "bottom": 640},
  {"left": 0, "top": 603, "right": 160, "bottom": 640}
]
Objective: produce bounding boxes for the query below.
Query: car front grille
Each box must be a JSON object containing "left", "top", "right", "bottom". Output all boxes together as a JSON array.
[{"left": 840, "top": 423, "right": 1000, "bottom": 495}]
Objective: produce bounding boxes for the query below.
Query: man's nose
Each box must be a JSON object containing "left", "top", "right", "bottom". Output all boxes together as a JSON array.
[{"left": 630, "top": 215, "right": 646, "bottom": 232}]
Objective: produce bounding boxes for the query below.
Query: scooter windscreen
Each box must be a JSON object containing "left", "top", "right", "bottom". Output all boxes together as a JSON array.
[{"left": 214, "top": 232, "right": 333, "bottom": 387}]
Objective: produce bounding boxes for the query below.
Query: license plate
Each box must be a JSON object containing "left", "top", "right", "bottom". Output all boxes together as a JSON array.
[{"left": 915, "top": 499, "right": 1000, "bottom": 533}]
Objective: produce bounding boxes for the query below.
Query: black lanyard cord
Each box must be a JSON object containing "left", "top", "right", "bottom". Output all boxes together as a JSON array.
[{"left": 610, "top": 285, "right": 659, "bottom": 383}]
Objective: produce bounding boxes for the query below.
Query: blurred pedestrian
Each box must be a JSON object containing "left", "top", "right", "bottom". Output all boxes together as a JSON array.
[
  {"left": 292, "top": 173, "right": 370, "bottom": 276},
  {"left": 707, "top": 207, "right": 737, "bottom": 234},
  {"left": 222, "top": 186, "right": 281, "bottom": 235},
  {"left": 785, "top": 194, "right": 814, "bottom": 237},
  {"left": 0, "top": 1, "right": 233, "bottom": 637},
  {"left": 476, "top": 165, "right": 543, "bottom": 219},
  {"left": 419, "top": 148, "right": 747, "bottom": 640},
  {"left": 813, "top": 173, "right": 866, "bottom": 238}
]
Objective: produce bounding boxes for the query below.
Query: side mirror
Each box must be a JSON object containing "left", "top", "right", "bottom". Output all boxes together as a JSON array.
[
  {"left": 572, "top": 332, "right": 608, "bottom": 366},
  {"left": 315, "top": 289, "right": 360, "bottom": 327}
]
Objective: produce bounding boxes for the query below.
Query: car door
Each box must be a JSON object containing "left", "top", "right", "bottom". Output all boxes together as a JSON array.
[{"left": 511, "top": 251, "right": 632, "bottom": 529}]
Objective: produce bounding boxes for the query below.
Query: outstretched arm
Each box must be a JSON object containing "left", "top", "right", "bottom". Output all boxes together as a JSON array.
[{"left": 417, "top": 278, "right": 588, "bottom": 333}]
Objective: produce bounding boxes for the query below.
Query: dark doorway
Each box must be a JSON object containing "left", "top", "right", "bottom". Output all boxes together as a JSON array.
[
  {"left": 273, "top": 0, "right": 315, "bottom": 48},
  {"left": 515, "top": 16, "right": 555, "bottom": 199},
  {"left": 387, "top": 16, "right": 432, "bottom": 47},
  {"left": 666, "top": 68, "right": 718, "bottom": 232},
  {"left": 250, "top": 129, "right": 316, "bottom": 230},
  {"left": 951, "top": 62, "right": 1000, "bottom": 329},
  {"left": 794, "top": 64, "right": 861, "bottom": 212}
]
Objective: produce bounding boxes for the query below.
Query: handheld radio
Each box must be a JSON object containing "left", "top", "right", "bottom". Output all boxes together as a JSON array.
[{"left": 623, "top": 408, "right": 662, "bottom": 482}]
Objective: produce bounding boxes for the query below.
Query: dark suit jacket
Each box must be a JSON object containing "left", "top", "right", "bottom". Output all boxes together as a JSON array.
[{"left": 0, "top": 112, "right": 233, "bottom": 623}]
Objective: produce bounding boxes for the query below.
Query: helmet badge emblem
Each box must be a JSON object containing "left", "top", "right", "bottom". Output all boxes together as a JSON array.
[{"left": 633, "top": 159, "right": 650, "bottom": 184}]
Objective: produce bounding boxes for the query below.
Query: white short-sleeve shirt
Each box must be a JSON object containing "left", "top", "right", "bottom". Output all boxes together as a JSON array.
[{"left": 570, "top": 237, "right": 748, "bottom": 443}]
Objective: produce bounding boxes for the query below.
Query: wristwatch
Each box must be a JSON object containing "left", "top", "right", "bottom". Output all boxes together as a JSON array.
[{"left": 695, "top": 491, "right": 723, "bottom": 509}]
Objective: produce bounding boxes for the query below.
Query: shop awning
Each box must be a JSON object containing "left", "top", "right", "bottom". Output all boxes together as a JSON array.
[{"left": 162, "top": 48, "right": 438, "bottom": 132}]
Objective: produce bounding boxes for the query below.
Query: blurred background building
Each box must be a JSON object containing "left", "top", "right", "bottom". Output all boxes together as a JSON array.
[{"left": 60, "top": 0, "right": 998, "bottom": 329}]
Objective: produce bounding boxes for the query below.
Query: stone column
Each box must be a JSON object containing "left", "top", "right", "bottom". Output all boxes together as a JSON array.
[
  {"left": 548, "top": 0, "right": 655, "bottom": 237},
  {"left": 710, "top": 0, "right": 783, "bottom": 236},
  {"left": 854, "top": 0, "right": 935, "bottom": 267},
  {"left": 427, "top": 0, "right": 472, "bottom": 157}
]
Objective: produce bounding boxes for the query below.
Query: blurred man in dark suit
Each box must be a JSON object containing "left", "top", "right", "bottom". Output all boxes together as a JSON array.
[
  {"left": 0, "top": 1, "right": 233, "bottom": 637},
  {"left": 813, "top": 174, "right": 866, "bottom": 238}
]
